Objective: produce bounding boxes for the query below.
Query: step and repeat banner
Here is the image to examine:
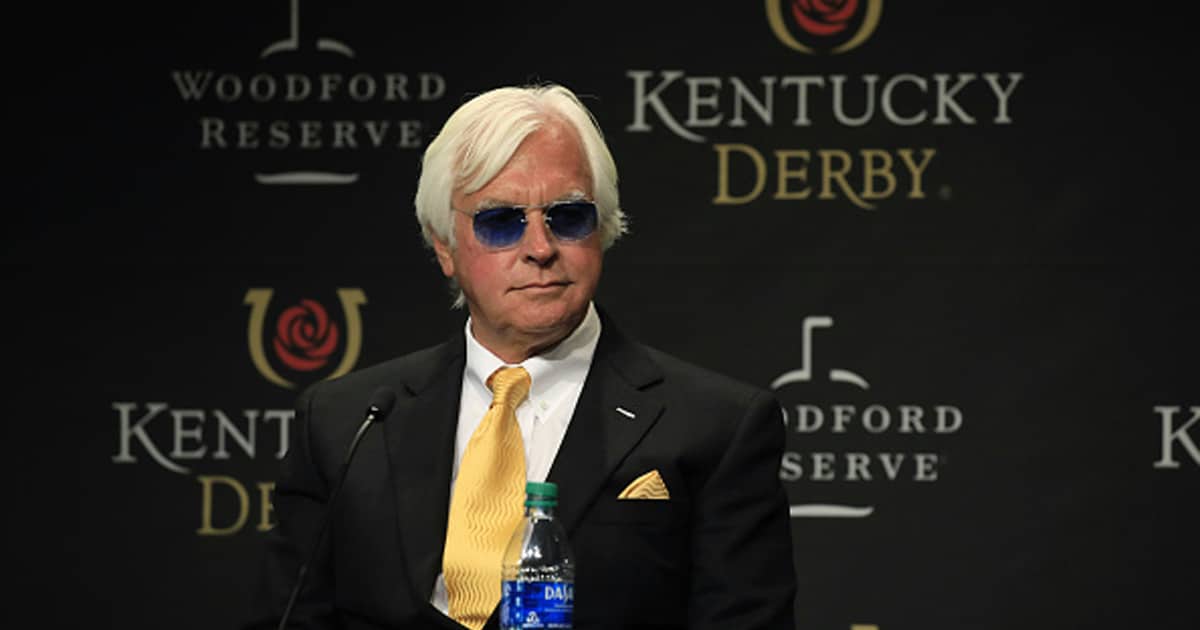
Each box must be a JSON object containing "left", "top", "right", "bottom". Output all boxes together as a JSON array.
[{"left": 17, "top": 2, "right": 1196, "bottom": 629}]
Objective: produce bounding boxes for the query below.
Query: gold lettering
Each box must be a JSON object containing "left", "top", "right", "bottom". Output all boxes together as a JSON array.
[
  {"left": 713, "top": 143, "right": 766, "bottom": 205},
  {"left": 257, "top": 481, "right": 276, "bottom": 532},
  {"left": 197, "top": 475, "right": 250, "bottom": 536},
  {"left": 897, "top": 148, "right": 937, "bottom": 198},
  {"left": 860, "top": 149, "right": 897, "bottom": 200},
  {"left": 712, "top": 146, "right": 937, "bottom": 209},
  {"left": 773, "top": 150, "right": 812, "bottom": 200},
  {"left": 819, "top": 149, "right": 872, "bottom": 210}
]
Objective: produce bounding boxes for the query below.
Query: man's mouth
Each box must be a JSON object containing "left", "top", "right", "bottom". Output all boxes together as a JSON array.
[{"left": 514, "top": 281, "right": 570, "bottom": 291}]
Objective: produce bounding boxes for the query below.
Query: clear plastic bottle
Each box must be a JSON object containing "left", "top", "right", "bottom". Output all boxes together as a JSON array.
[{"left": 500, "top": 481, "right": 575, "bottom": 630}]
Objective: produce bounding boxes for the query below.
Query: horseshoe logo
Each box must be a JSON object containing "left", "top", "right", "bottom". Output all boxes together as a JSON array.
[
  {"left": 244, "top": 288, "right": 367, "bottom": 388},
  {"left": 766, "top": 0, "right": 883, "bottom": 55}
]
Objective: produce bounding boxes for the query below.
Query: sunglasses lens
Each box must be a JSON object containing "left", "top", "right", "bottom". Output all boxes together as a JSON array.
[
  {"left": 546, "top": 202, "right": 598, "bottom": 241},
  {"left": 472, "top": 207, "right": 526, "bottom": 248},
  {"left": 471, "top": 202, "right": 598, "bottom": 249}
]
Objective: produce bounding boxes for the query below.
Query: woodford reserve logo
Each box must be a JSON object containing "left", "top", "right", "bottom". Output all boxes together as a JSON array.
[
  {"left": 625, "top": 2, "right": 1022, "bottom": 210},
  {"left": 170, "top": 0, "right": 446, "bottom": 185},
  {"left": 110, "top": 287, "right": 368, "bottom": 537},
  {"left": 771, "top": 317, "right": 964, "bottom": 518}
]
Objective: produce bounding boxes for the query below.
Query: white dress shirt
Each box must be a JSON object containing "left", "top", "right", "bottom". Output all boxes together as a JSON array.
[{"left": 430, "top": 302, "right": 602, "bottom": 614}]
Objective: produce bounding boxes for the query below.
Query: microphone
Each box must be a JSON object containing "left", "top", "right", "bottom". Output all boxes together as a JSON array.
[{"left": 276, "top": 386, "right": 397, "bottom": 630}]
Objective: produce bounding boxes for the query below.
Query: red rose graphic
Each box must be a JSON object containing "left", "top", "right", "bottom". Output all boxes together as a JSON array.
[
  {"left": 272, "top": 299, "right": 341, "bottom": 372},
  {"left": 791, "top": 0, "right": 859, "bottom": 36}
]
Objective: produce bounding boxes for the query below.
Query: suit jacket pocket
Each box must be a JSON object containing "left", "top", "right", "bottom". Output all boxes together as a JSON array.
[
  {"left": 572, "top": 504, "right": 688, "bottom": 626},
  {"left": 585, "top": 495, "right": 683, "bottom": 528}
]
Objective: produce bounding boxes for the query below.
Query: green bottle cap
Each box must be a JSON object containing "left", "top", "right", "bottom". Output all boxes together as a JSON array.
[{"left": 525, "top": 481, "right": 558, "bottom": 507}]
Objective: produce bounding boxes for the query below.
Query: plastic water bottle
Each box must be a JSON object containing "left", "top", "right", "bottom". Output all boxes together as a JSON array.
[{"left": 500, "top": 481, "right": 575, "bottom": 629}]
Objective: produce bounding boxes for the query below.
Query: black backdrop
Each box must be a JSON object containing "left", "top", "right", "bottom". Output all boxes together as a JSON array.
[{"left": 14, "top": 2, "right": 1197, "bottom": 629}]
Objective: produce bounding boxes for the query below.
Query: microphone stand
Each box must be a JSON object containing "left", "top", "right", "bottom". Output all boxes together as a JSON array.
[{"left": 276, "top": 389, "right": 395, "bottom": 630}]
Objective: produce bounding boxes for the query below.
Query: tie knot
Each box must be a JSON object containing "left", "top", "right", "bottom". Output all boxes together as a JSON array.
[{"left": 487, "top": 366, "right": 531, "bottom": 408}]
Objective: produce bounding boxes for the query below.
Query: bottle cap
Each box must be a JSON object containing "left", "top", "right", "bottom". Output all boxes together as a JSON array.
[{"left": 525, "top": 481, "right": 558, "bottom": 507}]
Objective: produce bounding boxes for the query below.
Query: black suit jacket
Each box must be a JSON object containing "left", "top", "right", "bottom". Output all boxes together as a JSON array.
[{"left": 245, "top": 312, "right": 796, "bottom": 629}]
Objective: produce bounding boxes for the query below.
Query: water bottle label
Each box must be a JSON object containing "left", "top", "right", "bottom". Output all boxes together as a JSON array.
[{"left": 500, "top": 580, "right": 573, "bottom": 629}]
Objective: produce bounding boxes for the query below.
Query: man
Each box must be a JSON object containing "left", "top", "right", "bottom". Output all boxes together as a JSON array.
[{"left": 245, "top": 84, "right": 796, "bottom": 629}]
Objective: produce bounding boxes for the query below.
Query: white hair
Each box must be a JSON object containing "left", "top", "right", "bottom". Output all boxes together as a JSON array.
[{"left": 414, "top": 83, "right": 626, "bottom": 254}]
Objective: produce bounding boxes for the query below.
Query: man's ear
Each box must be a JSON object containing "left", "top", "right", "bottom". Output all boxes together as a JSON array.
[{"left": 431, "top": 234, "right": 455, "bottom": 278}]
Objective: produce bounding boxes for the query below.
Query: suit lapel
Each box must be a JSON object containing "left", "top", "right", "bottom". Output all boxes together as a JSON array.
[
  {"left": 381, "top": 334, "right": 465, "bottom": 604},
  {"left": 547, "top": 315, "right": 665, "bottom": 535}
]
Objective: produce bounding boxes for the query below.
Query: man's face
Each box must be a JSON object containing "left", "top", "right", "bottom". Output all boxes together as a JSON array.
[{"left": 432, "top": 121, "right": 603, "bottom": 361}]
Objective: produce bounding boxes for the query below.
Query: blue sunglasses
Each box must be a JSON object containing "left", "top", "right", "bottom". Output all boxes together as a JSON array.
[{"left": 458, "top": 200, "right": 599, "bottom": 250}]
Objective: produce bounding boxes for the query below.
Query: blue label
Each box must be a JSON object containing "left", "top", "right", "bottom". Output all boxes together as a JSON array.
[{"left": 500, "top": 580, "right": 573, "bottom": 629}]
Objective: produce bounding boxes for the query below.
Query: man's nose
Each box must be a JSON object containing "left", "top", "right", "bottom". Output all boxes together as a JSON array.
[{"left": 521, "top": 210, "right": 558, "bottom": 264}]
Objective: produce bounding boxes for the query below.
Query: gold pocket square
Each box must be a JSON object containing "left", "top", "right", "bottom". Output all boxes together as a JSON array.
[{"left": 617, "top": 470, "right": 670, "bottom": 500}]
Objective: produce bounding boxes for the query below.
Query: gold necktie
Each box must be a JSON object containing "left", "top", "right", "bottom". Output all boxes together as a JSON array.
[{"left": 443, "top": 366, "right": 530, "bottom": 630}]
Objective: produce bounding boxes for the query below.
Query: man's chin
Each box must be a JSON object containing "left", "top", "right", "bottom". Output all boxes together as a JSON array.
[{"left": 513, "top": 304, "right": 587, "bottom": 336}]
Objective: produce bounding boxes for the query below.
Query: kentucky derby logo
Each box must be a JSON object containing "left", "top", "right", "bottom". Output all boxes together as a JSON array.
[
  {"left": 244, "top": 288, "right": 367, "bottom": 388},
  {"left": 766, "top": 0, "right": 883, "bottom": 54}
]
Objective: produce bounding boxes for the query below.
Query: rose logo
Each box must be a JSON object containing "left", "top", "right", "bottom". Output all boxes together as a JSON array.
[
  {"left": 768, "top": 0, "right": 881, "bottom": 54},
  {"left": 272, "top": 299, "right": 341, "bottom": 371},
  {"left": 791, "top": 0, "right": 859, "bottom": 36},
  {"left": 245, "top": 289, "right": 366, "bottom": 388}
]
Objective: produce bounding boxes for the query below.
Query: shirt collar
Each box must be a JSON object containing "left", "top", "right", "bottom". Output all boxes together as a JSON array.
[{"left": 463, "top": 302, "right": 601, "bottom": 402}]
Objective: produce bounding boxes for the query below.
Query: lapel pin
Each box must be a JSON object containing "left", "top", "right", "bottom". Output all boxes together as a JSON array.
[{"left": 615, "top": 406, "right": 636, "bottom": 420}]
